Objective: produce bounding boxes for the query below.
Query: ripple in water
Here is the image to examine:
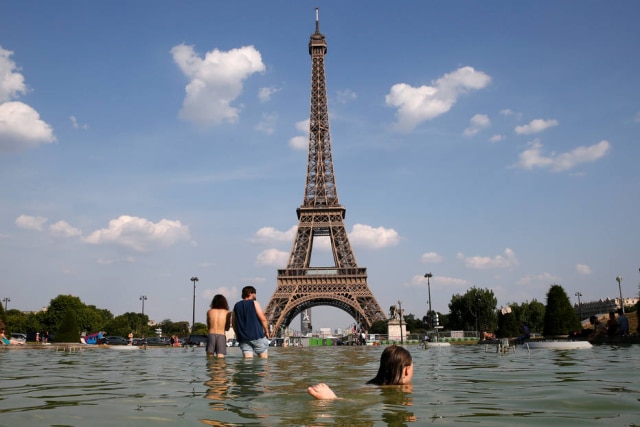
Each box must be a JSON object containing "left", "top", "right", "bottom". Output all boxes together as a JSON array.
[{"left": 1, "top": 344, "right": 639, "bottom": 426}]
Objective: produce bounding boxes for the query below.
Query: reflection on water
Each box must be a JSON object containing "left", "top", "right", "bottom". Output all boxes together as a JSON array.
[{"left": 0, "top": 344, "right": 639, "bottom": 426}]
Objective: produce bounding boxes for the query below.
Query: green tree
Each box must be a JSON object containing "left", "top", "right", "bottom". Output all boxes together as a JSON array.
[
  {"left": 41, "top": 295, "right": 114, "bottom": 335},
  {"left": 159, "top": 319, "right": 190, "bottom": 337},
  {"left": 448, "top": 287, "right": 498, "bottom": 332},
  {"left": 0, "top": 303, "right": 6, "bottom": 331},
  {"left": 103, "top": 312, "right": 148, "bottom": 337},
  {"left": 497, "top": 307, "right": 519, "bottom": 338},
  {"left": 509, "top": 300, "right": 545, "bottom": 334},
  {"left": 55, "top": 310, "right": 81, "bottom": 343},
  {"left": 369, "top": 320, "right": 387, "bottom": 335},
  {"left": 543, "top": 284, "right": 581, "bottom": 336},
  {"left": 192, "top": 322, "right": 208, "bottom": 335},
  {"left": 524, "top": 300, "right": 545, "bottom": 333}
]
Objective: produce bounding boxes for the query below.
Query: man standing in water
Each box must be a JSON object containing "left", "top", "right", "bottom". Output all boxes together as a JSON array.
[
  {"left": 232, "top": 286, "right": 270, "bottom": 359},
  {"left": 206, "top": 294, "right": 231, "bottom": 358}
]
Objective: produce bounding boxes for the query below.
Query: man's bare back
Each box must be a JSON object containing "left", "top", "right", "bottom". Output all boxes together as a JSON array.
[{"left": 207, "top": 309, "right": 231, "bottom": 335}]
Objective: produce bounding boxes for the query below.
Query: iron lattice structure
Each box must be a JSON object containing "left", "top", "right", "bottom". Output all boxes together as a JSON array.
[{"left": 264, "top": 10, "right": 386, "bottom": 335}]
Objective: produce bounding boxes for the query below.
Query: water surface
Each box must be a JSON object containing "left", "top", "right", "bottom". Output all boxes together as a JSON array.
[{"left": 1, "top": 344, "right": 638, "bottom": 426}]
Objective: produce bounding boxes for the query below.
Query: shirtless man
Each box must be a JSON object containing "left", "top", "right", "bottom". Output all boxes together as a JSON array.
[{"left": 207, "top": 294, "right": 231, "bottom": 358}]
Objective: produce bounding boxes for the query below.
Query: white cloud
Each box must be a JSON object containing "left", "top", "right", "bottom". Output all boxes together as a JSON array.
[
  {"left": 70, "top": 115, "right": 89, "bottom": 130},
  {"left": 385, "top": 66, "right": 491, "bottom": 132},
  {"left": 289, "top": 136, "right": 307, "bottom": 150},
  {"left": 295, "top": 119, "right": 309, "bottom": 132},
  {"left": 83, "top": 215, "right": 190, "bottom": 252},
  {"left": 463, "top": 113, "right": 490, "bottom": 137},
  {"left": 258, "top": 86, "right": 279, "bottom": 103},
  {"left": 489, "top": 134, "right": 505, "bottom": 143},
  {"left": 256, "top": 248, "right": 289, "bottom": 267},
  {"left": 252, "top": 225, "right": 297, "bottom": 243},
  {"left": 0, "top": 46, "right": 27, "bottom": 102},
  {"left": 516, "top": 272, "right": 560, "bottom": 286},
  {"left": 336, "top": 89, "right": 357, "bottom": 104},
  {"left": 254, "top": 223, "right": 398, "bottom": 251},
  {"left": 49, "top": 220, "right": 82, "bottom": 238},
  {"left": 171, "top": 44, "right": 265, "bottom": 126},
  {"left": 349, "top": 224, "right": 399, "bottom": 249},
  {"left": 457, "top": 248, "right": 518, "bottom": 270},
  {"left": 15, "top": 214, "right": 48, "bottom": 231},
  {"left": 513, "top": 139, "right": 610, "bottom": 172},
  {"left": 0, "top": 101, "right": 56, "bottom": 154},
  {"left": 289, "top": 119, "right": 309, "bottom": 150},
  {"left": 499, "top": 109, "right": 524, "bottom": 121},
  {"left": 515, "top": 118, "right": 559, "bottom": 135},
  {"left": 408, "top": 274, "right": 469, "bottom": 290},
  {"left": 421, "top": 252, "right": 444, "bottom": 263},
  {"left": 96, "top": 256, "right": 136, "bottom": 265},
  {"left": 255, "top": 112, "right": 277, "bottom": 135},
  {"left": 0, "top": 47, "right": 55, "bottom": 154},
  {"left": 576, "top": 264, "right": 592, "bottom": 275}
]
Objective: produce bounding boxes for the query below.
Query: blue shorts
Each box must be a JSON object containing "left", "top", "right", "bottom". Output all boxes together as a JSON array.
[{"left": 239, "top": 337, "right": 269, "bottom": 356}]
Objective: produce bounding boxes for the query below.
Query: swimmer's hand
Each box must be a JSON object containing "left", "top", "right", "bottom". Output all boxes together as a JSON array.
[{"left": 307, "top": 383, "right": 338, "bottom": 400}]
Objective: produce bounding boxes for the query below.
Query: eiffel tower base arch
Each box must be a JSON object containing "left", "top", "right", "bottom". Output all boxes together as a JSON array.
[{"left": 265, "top": 267, "right": 386, "bottom": 336}]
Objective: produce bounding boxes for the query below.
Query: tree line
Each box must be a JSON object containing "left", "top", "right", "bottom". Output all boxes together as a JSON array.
[
  {"left": 0, "top": 294, "right": 208, "bottom": 342},
  {"left": 370, "top": 284, "right": 592, "bottom": 338},
  {"left": 2, "top": 283, "right": 635, "bottom": 342}
]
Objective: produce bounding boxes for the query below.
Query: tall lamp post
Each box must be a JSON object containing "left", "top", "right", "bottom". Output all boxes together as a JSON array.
[
  {"left": 139, "top": 295, "right": 147, "bottom": 336},
  {"left": 2, "top": 297, "right": 9, "bottom": 311},
  {"left": 140, "top": 295, "right": 147, "bottom": 316},
  {"left": 397, "top": 300, "right": 403, "bottom": 345},
  {"left": 424, "top": 273, "right": 433, "bottom": 329},
  {"left": 616, "top": 276, "right": 624, "bottom": 314},
  {"left": 574, "top": 292, "right": 582, "bottom": 321},
  {"left": 190, "top": 276, "right": 199, "bottom": 331}
]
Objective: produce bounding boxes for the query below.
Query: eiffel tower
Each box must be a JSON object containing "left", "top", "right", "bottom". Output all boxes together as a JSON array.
[{"left": 264, "top": 9, "right": 386, "bottom": 336}]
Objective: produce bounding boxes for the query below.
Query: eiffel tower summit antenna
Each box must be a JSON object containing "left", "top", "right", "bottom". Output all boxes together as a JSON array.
[{"left": 264, "top": 9, "right": 386, "bottom": 336}]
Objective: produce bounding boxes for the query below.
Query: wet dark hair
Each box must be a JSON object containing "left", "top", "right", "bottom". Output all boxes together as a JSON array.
[
  {"left": 366, "top": 345, "right": 413, "bottom": 386},
  {"left": 242, "top": 286, "right": 257, "bottom": 299},
  {"left": 210, "top": 294, "right": 229, "bottom": 310}
]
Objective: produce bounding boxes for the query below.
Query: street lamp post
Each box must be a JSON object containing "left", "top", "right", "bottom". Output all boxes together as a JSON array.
[
  {"left": 424, "top": 273, "right": 433, "bottom": 329},
  {"left": 139, "top": 295, "right": 147, "bottom": 336},
  {"left": 575, "top": 292, "right": 582, "bottom": 320},
  {"left": 397, "top": 300, "right": 403, "bottom": 345},
  {"left": 616, "top": 276, "right": 624, "bottom": 314},
  {"left": 2, "top": 297, "right": 9, "bottom": 311},
  {"left": 140, "top": 295, "right": 147, "bottom": 316},
  {"left": 190, "top": 277, "right": 199, "bottom": 331}
]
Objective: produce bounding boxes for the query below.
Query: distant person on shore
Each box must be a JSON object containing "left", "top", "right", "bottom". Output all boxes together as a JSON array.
[
  {"left": 481, "top": 331, "right": 496, "bottom": 341},
  {"left": 606, "top": 312, "right": 619, "bottom": 336},
  {"left": 307, "top": 345, "right": 414, "bottom": 400},
  {"left": 207, "top": 294, "right": 232, "bottom": 358},
  {"left": 128, "top": 331, "right": 134, "bottom": 345},
  {"left": 516, "top": 323, "right": 530, "bottom": 345},
  {"left": 232, "top": 286, "right": 270, "bottom": 359},
  {"left": 588, "top": 315, "right": 607, "bottom": 341},
  {"left": 616, "top": 308, "right": 629, "bottom": 336},
  {"left": 0, "top": 329, "right": 25, "bottom": 345}
]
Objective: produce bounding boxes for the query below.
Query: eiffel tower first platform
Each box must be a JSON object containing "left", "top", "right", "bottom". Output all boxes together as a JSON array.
[{"left": 264, "top": 9, "right": 386, "bottom": 336}]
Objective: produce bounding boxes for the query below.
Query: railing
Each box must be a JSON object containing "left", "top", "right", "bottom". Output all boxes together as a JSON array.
[
  {"left": 278, "top": 267, "right": 367, "bottom": 277},
  {"left": 340, "top": 331, "right": 481, "bottom": 346}
]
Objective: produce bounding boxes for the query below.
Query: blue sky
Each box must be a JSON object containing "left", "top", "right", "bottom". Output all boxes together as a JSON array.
[{"left": 1, "top": 2, "right": 638, "bottom": 332}]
